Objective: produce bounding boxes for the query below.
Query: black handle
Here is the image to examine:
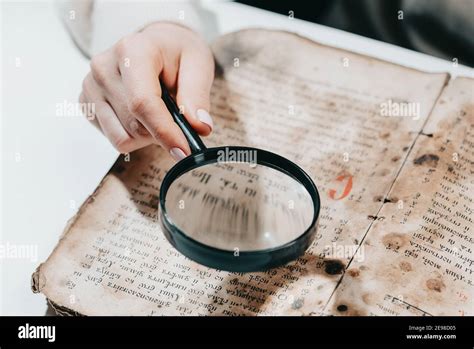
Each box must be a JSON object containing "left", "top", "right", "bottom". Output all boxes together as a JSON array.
[{"left": 160, "top": 81, "right": 206, "bottom": 154}]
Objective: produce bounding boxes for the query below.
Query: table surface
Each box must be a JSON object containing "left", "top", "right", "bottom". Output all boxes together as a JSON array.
[{"left": 1, "top": 0, "right": 473, "bottom": 315}]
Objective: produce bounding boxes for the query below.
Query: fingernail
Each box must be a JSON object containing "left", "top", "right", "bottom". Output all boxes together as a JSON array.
[
  {"left": 169, "top": 147, "right": 187, "bottom": 161},
  {"left": 196, "top": 109, "right": 213, "bottom": 131}
]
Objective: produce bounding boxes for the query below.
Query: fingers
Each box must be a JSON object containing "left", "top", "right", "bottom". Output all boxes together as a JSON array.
[
  {"left": 176, "top": 45, "right": 215, "bottom": 136},
  {"left": 90, "top": 51, "right": 151, "bottom": 140},
  {"left": 101, "top": 77, "right": 151, "bottom": 139},
  {"left": 116, "top": 38, "right": 191, "bottom": 158},
  {"left": 81, "top": 73, "right": 149, "bottom": 153},
  {"left": 95, "top": 101, "right": 140, "bottom": 154},
  {"left": 82, "top": 25, "right": 216, "bottom": 161},
  {"left": 79, "top": 91, "right": 100, "bottom": 131}
]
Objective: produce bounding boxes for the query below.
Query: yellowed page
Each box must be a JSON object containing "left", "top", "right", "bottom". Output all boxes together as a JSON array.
[
  {"left": 32, "top": 29, "right": 448, "bottom": 315},
  {"left": 326, "top": 77, "right": 473, "bottom": 316}
]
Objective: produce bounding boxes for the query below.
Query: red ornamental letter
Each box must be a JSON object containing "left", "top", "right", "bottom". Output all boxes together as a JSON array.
[{"left": 329, "top": 174, "right": 353, "bottom": 200}]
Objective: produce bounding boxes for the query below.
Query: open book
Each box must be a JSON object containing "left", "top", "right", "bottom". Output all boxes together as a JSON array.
[{"left": 32, "top": 29, "right": 473, "bottom": 316}]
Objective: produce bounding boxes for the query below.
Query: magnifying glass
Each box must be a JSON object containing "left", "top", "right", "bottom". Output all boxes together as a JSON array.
[{"left": 159, "top": 82, "right": 320, "bottom": 272}]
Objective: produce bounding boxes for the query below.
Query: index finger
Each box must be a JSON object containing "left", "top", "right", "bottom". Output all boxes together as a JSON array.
[{"left": 117, "top": 38, "right": 190, "bottom": 159}]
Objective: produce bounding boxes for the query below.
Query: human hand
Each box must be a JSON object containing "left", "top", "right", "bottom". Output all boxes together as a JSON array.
[{"left": 80, "top": 22, "right": 215, "bottom": 160}]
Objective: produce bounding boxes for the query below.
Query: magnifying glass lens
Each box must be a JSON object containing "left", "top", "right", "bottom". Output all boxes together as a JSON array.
[
  {"left": 159, "top": 83, "right": 319, "bottom": 271},
  {"left": 164, "top": 161, "right": 314, "bottom": 252}
]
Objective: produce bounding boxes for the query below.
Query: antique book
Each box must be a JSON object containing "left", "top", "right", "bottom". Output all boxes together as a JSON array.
[{"left": 32, "top": 29, "right": 473, "bottom": 316}]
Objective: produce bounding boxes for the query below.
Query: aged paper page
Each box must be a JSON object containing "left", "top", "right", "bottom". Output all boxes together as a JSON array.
[
  {"left": 326, "top": 77, "right": 473, "bottom": 316},
  {"left": 33, "top": 29, "right": 448, "bottom": 315}
]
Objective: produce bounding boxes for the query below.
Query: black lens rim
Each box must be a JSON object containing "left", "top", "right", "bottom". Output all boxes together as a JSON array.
[{"left": 159, "top": 146, "right": 320, "bottom": 272}]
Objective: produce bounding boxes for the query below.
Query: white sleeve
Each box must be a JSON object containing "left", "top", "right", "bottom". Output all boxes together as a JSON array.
[
  {"left": 56, "top": 0, "right": 219, "bottom": 58},
  {"left": 55, "top": 0, "right": 95, "bottom": 57}
]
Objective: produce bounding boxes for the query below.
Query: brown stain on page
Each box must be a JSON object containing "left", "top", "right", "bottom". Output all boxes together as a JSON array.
[
  {"left": 382, "top": 233, "right": 409, "bottom": 251},
  {"left": 399, "top": 261, "right": 413, "bottom": 272},
  {"left": 334, "top": 302, "right": 367, "bottom": 316},
  {"left": 324, "top": 259, "right": 346, "bottom": 275},
  {"left": 347, "top": 268, "right": 360, "bottom": 277},
  {"left": 426, "top": 278, "right": 446, "bottom": 293},
  {"left": 413, "top": 154, "right": 439, "bottom": 167}
]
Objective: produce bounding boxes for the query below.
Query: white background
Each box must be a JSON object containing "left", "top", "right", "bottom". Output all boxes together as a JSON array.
[{"left": 1, "top": 0, "right": 473, "bottom": 315}]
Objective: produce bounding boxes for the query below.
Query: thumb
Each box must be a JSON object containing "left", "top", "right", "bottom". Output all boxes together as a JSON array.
[{"left": 176, "top": 47, "right": 215, "bottom": 136}]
